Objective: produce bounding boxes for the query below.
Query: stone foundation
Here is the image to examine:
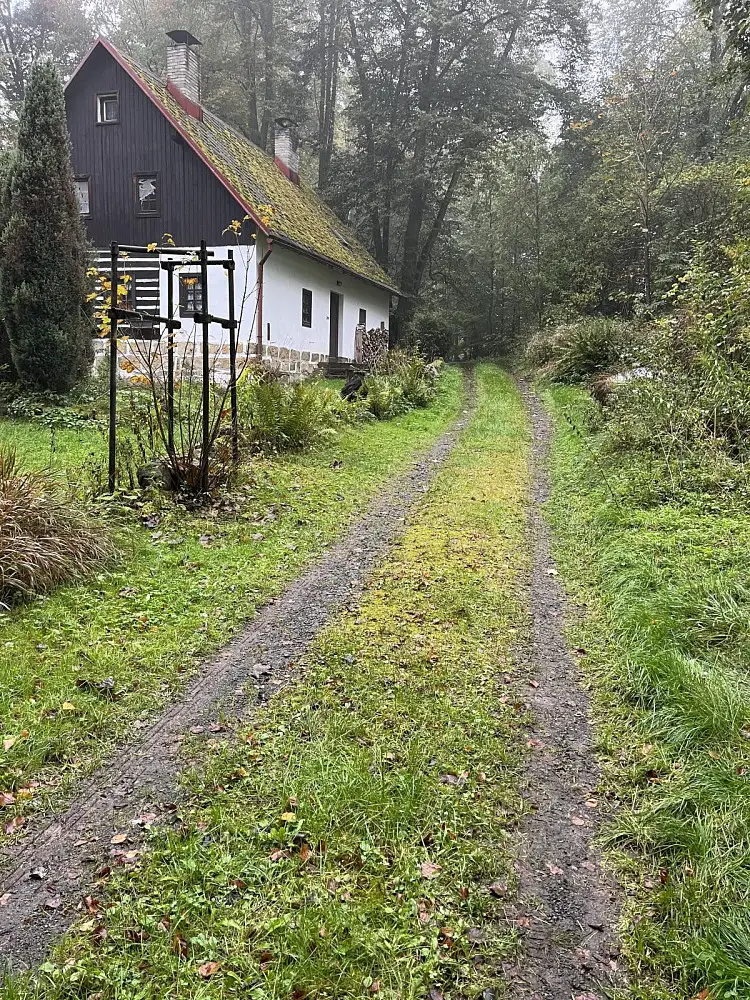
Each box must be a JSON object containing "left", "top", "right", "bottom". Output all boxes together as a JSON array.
[{"left": 100, "top": 334, "right": 344, "bottom": 383}]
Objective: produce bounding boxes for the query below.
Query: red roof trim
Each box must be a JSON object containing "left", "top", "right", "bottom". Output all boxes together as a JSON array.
[
  {"left": 166, "top": 80, "right": 203, "bottom": 121},
  {"left": 69, "top": 38, "right": 268, "bottom": 237}
]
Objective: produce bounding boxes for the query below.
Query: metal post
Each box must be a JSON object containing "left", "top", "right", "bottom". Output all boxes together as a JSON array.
[
  {"left": 108, "top": 241, "right": 119, "bottom": 493},
  {"left": 200, "top": 240, "right": 210, "bottom": 492},
  {"left": 166, "top": 263, "right": 175, "bottom": 457},
  {"left": 226, "top": 248, "right": 238, "bottom": 466}
]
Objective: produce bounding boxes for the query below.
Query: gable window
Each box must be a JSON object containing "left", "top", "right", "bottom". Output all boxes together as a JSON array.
[
  {"left": 74, "top": 177, "right": 89, "bottom": 215},
  {"left": 135, "top": 173, "right": 159, "bottom": 216},
  {"left": 97, "top": 92, "right": 119, "bottom": 124},
  {"left": 301, "top": 288, "right": 312, "bottom": 328},
  {"left": 358, "top": 308, "right": 367, "bottom": 327},
  {"left": 179, "top": 273, "right": 203, "bottom": 317}
]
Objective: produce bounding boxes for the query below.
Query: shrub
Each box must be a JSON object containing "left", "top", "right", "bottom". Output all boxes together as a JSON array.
[
  {"left": 237, "top": 369, "right": 345, "bottom": 453},
  {"left": 362, "top": 374, "right": 408, "bottom": 420},
  {"left": 0, "top": 447, "right": 115, "bottom": 606},
  {"left": 368, "top": 350, "right": 441, "bottom": 412},
  {"left": 0, "top": 62, "right": 92, "bottom": 393},
  {"left": 526, "top": 317, "right": 639, "bottom": 384},
  {"left": 603, "top": 240, "right": 750, "bottom": 469}
]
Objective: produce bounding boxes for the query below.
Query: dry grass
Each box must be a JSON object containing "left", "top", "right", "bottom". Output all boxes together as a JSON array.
[{"left": 0, "top": 447, "right": 115, "bottom": 606}]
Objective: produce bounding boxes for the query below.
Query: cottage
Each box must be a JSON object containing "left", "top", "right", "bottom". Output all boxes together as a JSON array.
[{"left": 64, "top": 31, "right": 396, "bottom": 376}]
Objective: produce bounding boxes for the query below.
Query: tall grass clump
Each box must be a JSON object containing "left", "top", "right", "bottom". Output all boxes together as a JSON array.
[{"left": 0, "top": 447, "right": 114, "bottom": 606}]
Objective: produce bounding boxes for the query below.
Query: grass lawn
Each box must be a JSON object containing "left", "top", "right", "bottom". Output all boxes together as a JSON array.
[
  {"left": 0, "top": 418, "right": 104, "bottom": 473},
  {"left": 544, "top": 385, "right": 750, "bottom": 1000},
  {"left": 5, "top": 364, "right": 530, "bottom": 1000},
  {"left": 0, "top": 370, "right": 463, "bottom": 826}
]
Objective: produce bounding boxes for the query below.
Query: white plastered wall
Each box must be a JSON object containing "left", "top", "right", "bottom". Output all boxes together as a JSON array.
[{"left": 259, "top": 243, "right": 391, "bottom": 360}]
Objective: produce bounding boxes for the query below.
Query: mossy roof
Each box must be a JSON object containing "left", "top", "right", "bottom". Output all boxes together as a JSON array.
[{"left": 82, "top": 39, "right": 396, "bottom": 293}]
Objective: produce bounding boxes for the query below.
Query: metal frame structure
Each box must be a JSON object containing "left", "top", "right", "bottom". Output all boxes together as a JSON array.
[{"left": 106, "top": 240, "right": 239, "bottom": 493}]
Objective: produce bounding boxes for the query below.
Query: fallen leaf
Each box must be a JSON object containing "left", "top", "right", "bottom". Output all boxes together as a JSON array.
[
  {"left": 279, "top": 811, "right": 297, "bottom": 822},
  {"left": 61, "top": 702, "right": 76, "bottom": 712},
  {"left": 488, "top": 882, "right": 507, "bottom": 897},
  {"left": 318, "top": 926, "right": 326, "bottom": 938},
  {"left": 83, "top": 896, "right": 100, "bottom": 913},
  {"left": 420, "top": 861, "right": 442, "bottom": 879},
  {"left": 571, "top": 815, "right": 586, "bottom": 826},
  {"left": 3, "top": 815, "right": 25, "bottom": 836},
  {"left": 110, "top": 833, "right": 128, "bottom": 845},
  {"left": 2, "top": 737, "right": 15, "bottom": 752},
  {"left": 0, "top": 791, "right": 16, "bottom": 807},
  {"left": 547, "top": 863, "right": 564, "bottom": 876},
  {"left": 44, "top": 895, "right": 62, "bottom": 910},
  {"left": 299, "top": 843, "right": 312, "bottom": 864},
  {"left": 0, "top": 892, "right": 10, "bottom": 906},
  {"left": 198, "top": 961, "right": 220, "bottom": 978}
]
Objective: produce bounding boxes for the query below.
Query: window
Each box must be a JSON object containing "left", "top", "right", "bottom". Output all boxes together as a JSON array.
[
  {"left": 74, "top": 177, "right": 89, "bottom": 215},
  {"left": 301, "top": 288, "right": 312, "bottom": 327},
  {"left": 179, "top": 273, "right": 203, "bottom": 317},
  {"left": 97, "top": 92, "right": 119, "bottom": 123},
  {"left": 135, "top": 173, "right": 160, "bottom": 215},
  {"left": 358, "top": 308, "right": 367, "bottom": 327}
]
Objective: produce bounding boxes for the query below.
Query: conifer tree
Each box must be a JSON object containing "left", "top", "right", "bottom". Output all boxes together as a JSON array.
[{"left": 1, "top": 61, "right": 92, "bottom": 392}]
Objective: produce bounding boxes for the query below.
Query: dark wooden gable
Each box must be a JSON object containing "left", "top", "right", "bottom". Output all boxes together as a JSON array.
[{"left": 65, "top": 44, "right": 250, "bottom": 248}]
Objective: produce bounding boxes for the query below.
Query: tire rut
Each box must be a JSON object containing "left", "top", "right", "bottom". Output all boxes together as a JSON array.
[
  {"left": 504, "top": 380, "right": 622, "bottom": 1000},
  {"left": 0, "top": 368, "right": 476, "bottom": 972}
]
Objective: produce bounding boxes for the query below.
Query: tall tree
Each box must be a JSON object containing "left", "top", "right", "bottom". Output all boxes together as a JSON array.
[
  {"left": 340, "top": 0, "right": 585, "bottom": 338},
  {"left": 0, "top": 0, "right": 99, "bottom": 141},
  {"left": 0, "top": 62, "right": 92, "bottom": 392}
]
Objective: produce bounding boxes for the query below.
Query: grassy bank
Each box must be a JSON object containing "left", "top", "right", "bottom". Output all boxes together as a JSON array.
[
  {"left": 0, "top": 371, "right": 462, "bottom": 828},
  {"left": 6, "top": 365, "right": 530, "bottom": 1000},
  {"left": 544, "top": 385, "right": 750, "bottom": 1000}
]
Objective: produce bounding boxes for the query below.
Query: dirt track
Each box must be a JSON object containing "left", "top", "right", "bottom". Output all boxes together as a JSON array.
[
  {"left": 0, "top": 371, "right": 476, "bottom": 972},
  {"left": 505, "top": 381, "right": 622, "bottom": 1000}
]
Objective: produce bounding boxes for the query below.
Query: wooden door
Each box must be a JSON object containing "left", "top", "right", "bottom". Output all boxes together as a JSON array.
[{"left": 329, "top": 291, "right": 340, "bottom": 358}]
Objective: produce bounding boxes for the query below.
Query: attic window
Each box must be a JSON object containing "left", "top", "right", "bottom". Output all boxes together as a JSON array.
[
  {"left": 301, "top": 288, "right": 312, "bottom": 328},
  {"left": 135, "top": 173, "right": 160, "bottom": 216},
  {"left": 97, "top": 92, "right": 119, "bottom": 123}
]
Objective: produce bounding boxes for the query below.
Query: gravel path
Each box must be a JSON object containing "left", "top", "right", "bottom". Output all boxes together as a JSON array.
[
  {"left": 505, "top": 381, "right": 622, "bottom": 1000},
  {"left": 0, "top": 370, "right": 476, "bottom": 972}
]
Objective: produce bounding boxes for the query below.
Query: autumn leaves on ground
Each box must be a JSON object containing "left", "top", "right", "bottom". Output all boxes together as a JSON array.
[{"left": 3, "top": 365, "right": 750, "bottom": 999}]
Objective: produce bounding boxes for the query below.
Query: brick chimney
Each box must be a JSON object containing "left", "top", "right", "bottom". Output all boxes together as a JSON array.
[
  {"left": 274, "top": 117, "right": 300, "bottom": 184},
  {"left": 166, "top": 30, "right": 202, "bottom": 118}
]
